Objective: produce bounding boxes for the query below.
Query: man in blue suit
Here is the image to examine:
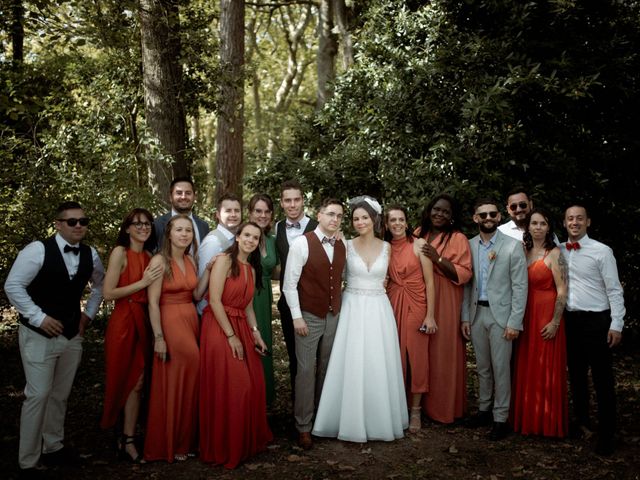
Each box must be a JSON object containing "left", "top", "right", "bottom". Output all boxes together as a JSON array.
[{"left": 461, "top": 198, "right": 527, "bottom": 440}]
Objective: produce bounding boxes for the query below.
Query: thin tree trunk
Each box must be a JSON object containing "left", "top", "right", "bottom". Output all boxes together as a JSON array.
[
  {"left": 139, "top": 0, "right": 187, "bottom": 202},
  {"left": 316, "top": 0, "right": 337, "bottom": 109},
  {"left": 215, "top": 0, "right": 245, "bottom": 201},
  {"left": 333, "top": 0, "right": 353, "bottom": 69},
  {"left": 11, "top": 0, "right": 24, "bottom": 66}
]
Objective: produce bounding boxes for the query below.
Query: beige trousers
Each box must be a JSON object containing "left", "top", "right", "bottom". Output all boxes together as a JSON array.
[{"left": 18, "top": 325, "right": 83, "bottom": 468}]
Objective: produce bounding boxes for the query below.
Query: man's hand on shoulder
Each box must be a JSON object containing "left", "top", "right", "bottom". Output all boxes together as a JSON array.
[
  {"left": 293, "top": 317, "right": 309, "bottom": 336},
  {"left": 608, "top": 329, "right": 622, "bottom": 348},
  {"left": 41, "top": 315, "right": 64, "bottom": 337}
]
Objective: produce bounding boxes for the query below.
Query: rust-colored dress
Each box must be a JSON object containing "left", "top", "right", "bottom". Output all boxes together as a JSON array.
[
  {"left": 421, "top": 231, "right": 472, "bottom": 423},
  {"left": 101, "top": 249, "right": 151, "bottom": 429},
  {"left": 387, "top": 238, "right": 429, "bottom": 394},
  {"left": 200, "top": 263, "right": 272, "bottom": 469},
  {"left": 144, "top": 258, "right": 199, "bottom": 462},
  {"left": 511, "top": 255, "right": 568, "bottom": 437}
]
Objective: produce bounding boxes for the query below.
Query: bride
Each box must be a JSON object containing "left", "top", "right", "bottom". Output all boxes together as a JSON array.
[{"left": 312, "top": 197, "right": 408, "bottom": 442}]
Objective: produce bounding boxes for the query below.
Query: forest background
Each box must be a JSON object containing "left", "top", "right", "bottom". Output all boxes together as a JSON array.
[{"left": 1, "top": 0, "right": 639, "bottom": 333}]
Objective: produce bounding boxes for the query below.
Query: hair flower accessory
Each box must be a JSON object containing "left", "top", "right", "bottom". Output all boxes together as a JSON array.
[
  {"left": 348, "top": 195, "right": 382, "bottom": 214},
  {"left": 488, "top": 250, "right": 497, "bottom": 262}
]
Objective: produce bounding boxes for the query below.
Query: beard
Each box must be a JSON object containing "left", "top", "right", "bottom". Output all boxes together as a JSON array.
[{"left": 479, "top": 222, "right": 498, "bottom": 234}]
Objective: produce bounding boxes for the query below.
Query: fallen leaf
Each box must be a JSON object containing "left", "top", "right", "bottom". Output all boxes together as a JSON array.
[
  {"left": 338, "top": 464, "right": 356, "bottom": 471},
  {"left": 287, "top": 454, "right": 302, "bottom": 462},
  {"left": 448, "top": 444, "right": 458, "bottom": 453},
  {"left": 361, "top": 447, "right": 372, "bottom": 455}
]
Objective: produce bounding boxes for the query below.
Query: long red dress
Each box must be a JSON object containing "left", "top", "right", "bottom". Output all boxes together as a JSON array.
[
  {"left": 387, "top": 238, "right": 429, "bottom": 394},
  {"left": 511, "top": 256, "right": 568, "bottom": 437},
  {"left": 200, "top": 263, "right": 272, "bottom": 469},
  {"left": 421, "top": 231, "right": 472, "bottom": 423},
  {"left": 101, "top": 249, "right": 151, "bottom": 429},
  {"left": 144, "top": 258, "right": 199, "bottom": 462}
]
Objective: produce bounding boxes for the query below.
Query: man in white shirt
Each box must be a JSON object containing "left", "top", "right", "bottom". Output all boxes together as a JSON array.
[
  {"left": 283, "top": 198, "right": 345, "bottom": 450},
  {"left": 274, "top": 180, "right": 318, "bottom": 400},
  {"left": 154, "top": 176, "right": 210, "bottom": 251},
  {"left": 4, "top": 202, "right": 104, "bottom": 475},
  {"left": 497, "top": 188, "right": 533, "bottom": 241},
  {"left": 197, "top": 193, "right": 242, "bottom": 313},
  {"left": 561, "top": 205, "right": 625, "bottom": 456}
]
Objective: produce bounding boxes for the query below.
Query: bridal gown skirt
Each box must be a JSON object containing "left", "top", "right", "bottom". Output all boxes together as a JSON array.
[{"left": 312, "top": 287, "right": 408, "bottom": 442}]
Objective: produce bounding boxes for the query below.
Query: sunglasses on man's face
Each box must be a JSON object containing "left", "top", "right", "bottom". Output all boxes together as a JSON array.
[
  {"left": 509, "top": 201, "right": 529, "bottom": 212},
  {"left": 57, "top": 217, "right": 90, "bottom": 227},
  {"left": 477, "top": 211, "right": 499, "bottom": 220}
]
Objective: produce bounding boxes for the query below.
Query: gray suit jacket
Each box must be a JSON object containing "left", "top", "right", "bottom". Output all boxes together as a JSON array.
[
  {"left": 153, "top": 212, "right": 210, "bottom": 251},
  {"left": 461, "top": 230, "right": 528, "bottom": 330}
]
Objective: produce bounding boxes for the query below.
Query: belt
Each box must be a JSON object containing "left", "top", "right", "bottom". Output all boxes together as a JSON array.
[{"left": 477, "top": 300, "right": 490, "bottom": 307}]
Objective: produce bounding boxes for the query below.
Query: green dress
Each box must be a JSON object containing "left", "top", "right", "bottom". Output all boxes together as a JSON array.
[{"left": 253, "top": 234, "right": 278, "bottom": 405}]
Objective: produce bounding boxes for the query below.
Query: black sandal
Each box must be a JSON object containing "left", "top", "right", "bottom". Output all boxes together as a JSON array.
[{"left": 118, "top": 435, "right": 144, "bottom": 464}]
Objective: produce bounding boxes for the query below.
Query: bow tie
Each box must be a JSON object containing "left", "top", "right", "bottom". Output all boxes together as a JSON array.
[
  {"left": 322, "top": 236, "right": 336, "bottom": 247},
  {"left": 566, "top": 242, "right": 581, "bottom": 251},
  {"left": 286, "top": 221, "right": 301, "bottom": 229},
  {"left": 64, "top": 244, "right": 80, "bottom": 255}
]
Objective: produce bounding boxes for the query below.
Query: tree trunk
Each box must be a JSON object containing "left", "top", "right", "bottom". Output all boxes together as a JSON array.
[
  {"left": 215, "top": 0, "right": 245, "bottom": 201},
  {"left": 333, "top": 0, "right": 353, "bottom": 69},
  {"left": 139, "top": 0, "right": 187, "bottom": 203},
  {"left": 11, "top": 0, "right": 24, "bottom": 66},
  {"left": 316, "top": 0, "right": 337, "bottom": 109}
]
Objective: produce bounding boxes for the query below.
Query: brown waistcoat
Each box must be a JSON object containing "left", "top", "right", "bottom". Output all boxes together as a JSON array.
[{"left": 298, "top": 233, "right": 346, "bottom": 318}]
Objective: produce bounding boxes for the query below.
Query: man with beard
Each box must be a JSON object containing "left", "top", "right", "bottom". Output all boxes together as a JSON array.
[
  {"left": 461, "top": 198, "right": 527, "bottom": 440},
  {"left": 154, "top": 177, "right": 210, "bottom": 251},
  {"left": 497, "top": 188, "right": 533, "bottom": 241}
]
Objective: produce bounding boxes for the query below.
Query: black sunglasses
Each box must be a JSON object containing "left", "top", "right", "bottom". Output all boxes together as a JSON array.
[
  {"left": 477, "top": 211, "right": 499, "bottom": 220},
  {"left": 509, "top": 201, "right": 529, "bottom": 212},
  {"left": 57, "top": 217, "right": 90, "bottom": 227}
]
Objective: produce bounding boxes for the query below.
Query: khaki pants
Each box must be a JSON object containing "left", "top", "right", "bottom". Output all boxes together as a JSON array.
[
  {"left": 18, "top": 325, "right": 83, "bottom": 468},
  {"left": 294, "top": 311, "right": 339, "bottom": 432}
]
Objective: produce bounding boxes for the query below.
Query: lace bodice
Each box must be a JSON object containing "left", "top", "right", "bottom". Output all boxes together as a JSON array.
[{"left": 345, "top": 240, "right": 389, "bottom": 295}]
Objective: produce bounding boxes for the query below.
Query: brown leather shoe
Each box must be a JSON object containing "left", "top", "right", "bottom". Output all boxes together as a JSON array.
[{"left": 298, "top": 432, "right": 313, "bottom": 450}]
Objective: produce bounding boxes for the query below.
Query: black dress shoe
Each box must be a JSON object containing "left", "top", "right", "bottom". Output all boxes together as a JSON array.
[
  {"left": 488, "top": 421, "right": 510, "bottom": 441},
  {"left": 18, "top": 467, "right": 46, "bottom": 480},
  {"left": 595, "top": 437, "right": 615, "bottom": 456},
  {"left": 464, "top": 411, "right": 492, "bottom": 428},
  {"left": 41, "top": 446, "right": 81, "bottom": 466}
]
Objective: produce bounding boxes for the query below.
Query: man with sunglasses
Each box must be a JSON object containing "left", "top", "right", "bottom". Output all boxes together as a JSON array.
[
  {"left": 461, "top": 198, "right": 527, "bottom": 440},
  {"left": 5, "top": 201, "right": 104, "bottom": 476},
  {"left": 498, "top": 188, "right": 533, "bottom": 241}
]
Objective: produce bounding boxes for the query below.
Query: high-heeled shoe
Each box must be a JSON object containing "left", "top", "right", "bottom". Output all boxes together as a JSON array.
[
  {"left": 117, "top": 435, "right": 144, "bottom": 464},
  {"left": 409, "top": 407, "right": 422, "bottom": 433}
]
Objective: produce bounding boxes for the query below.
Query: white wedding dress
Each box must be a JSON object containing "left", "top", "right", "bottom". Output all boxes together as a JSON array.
[{"left": 312, "top": 240, "right": 408, "bottom": 442}]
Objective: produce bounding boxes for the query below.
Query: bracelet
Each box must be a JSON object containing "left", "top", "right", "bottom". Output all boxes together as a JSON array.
[
  {"left": 155, "top": 334, "right": 164, "bottom": 339},
  {"left": 438, "top": 256, "right": 443, "bottom": 263},
  {"left": 226, "top": 332, "right": 235, "bottom": 339},
  {"left": 251, "top": 325, "right": 259, "bottom": 333}
]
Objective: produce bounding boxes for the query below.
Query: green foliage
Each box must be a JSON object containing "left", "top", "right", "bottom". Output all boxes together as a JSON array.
[{"left": 248, "top": 0, "right": 640, "bottom": 326}]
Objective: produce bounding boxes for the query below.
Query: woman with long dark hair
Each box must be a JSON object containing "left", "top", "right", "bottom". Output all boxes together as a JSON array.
[
  {"left": 198, "top": 222, "right": 273, "bottom": 469},
  {"left": 101, "top": 208, "right": 161, "bottom": 462},
  {"left": 247, "top": 194, "right": 279, "bottom": 405},
  {"left": 417, "top": 194, "right": 472, "bottom": 424},
  {"left": 511, "top": 208, "right": 568, "bottom": 437}
]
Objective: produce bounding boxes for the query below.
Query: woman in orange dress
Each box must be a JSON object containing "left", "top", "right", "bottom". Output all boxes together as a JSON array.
[
  {"left": 417, "top": 194, "right": 472, "bottom": 424},
  {"left": 101, "top": 208, "right": 162, "bottom": 462},
  {"left": 385, "top": 206, "right": 436, "bottom": 434},
  {"left": 511, "top": 209, "right": 568, "bottom": 437},
  {"left": 197, "top": 222, "right": 272, "bottom": 469},
  {"left": 143, "top": 215, "right": 200, "bottom": 462}
]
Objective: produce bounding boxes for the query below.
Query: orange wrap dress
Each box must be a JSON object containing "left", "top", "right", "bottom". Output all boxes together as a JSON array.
[
  {"left": 422, "top": 231, "right": 472, "bottom": 423},
  {"left": 101, "top": 249, "right": 151, "bottom": 429},
  {"left": 144, "top": 258, "right": 199, "bottom": 462},
  {"left": 387, "top": 238, "right": 429, "bottom": 394},
  {"left": 511, "top": 255, "right": 568, "bottom": 437},
  {"left": 199, "top": 263, "right": 272, "bottom": 469}
]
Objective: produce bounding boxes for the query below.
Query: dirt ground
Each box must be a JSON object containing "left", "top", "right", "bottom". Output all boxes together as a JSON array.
[{"left": 1, "top": 292, "right": 639, "bottom": 480}]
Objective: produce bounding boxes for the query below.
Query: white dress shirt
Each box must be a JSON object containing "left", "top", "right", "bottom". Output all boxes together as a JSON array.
[
  {"left": 197, "top": 225, "right": 235, "bottom": 313},
  {"left": 275, "top": 215, "right": 312, "bottom": 246},
  {"left": 282, "top": 227, "right": 337, "bottom": 319},
  {"left": 499, "top": 219, "right": 560, "bottom": 244},
  {"left": 4, "top": 233, "right": 105, "bottom": 327},
  {"left": 560, "top": 234, "right": 625, "bottom": 332}
]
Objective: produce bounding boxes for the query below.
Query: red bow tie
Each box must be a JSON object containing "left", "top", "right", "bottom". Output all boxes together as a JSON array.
[{"left": 566, "top": 242, "right": 581, "bottom": 251}]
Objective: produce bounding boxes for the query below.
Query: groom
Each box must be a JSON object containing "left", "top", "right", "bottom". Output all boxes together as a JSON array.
[
  {"left": 283, "top": 198, "right": 346, "bottom": 450},
  {"left": 461, "top": 198, "right": 527, "bottom": 440}
]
